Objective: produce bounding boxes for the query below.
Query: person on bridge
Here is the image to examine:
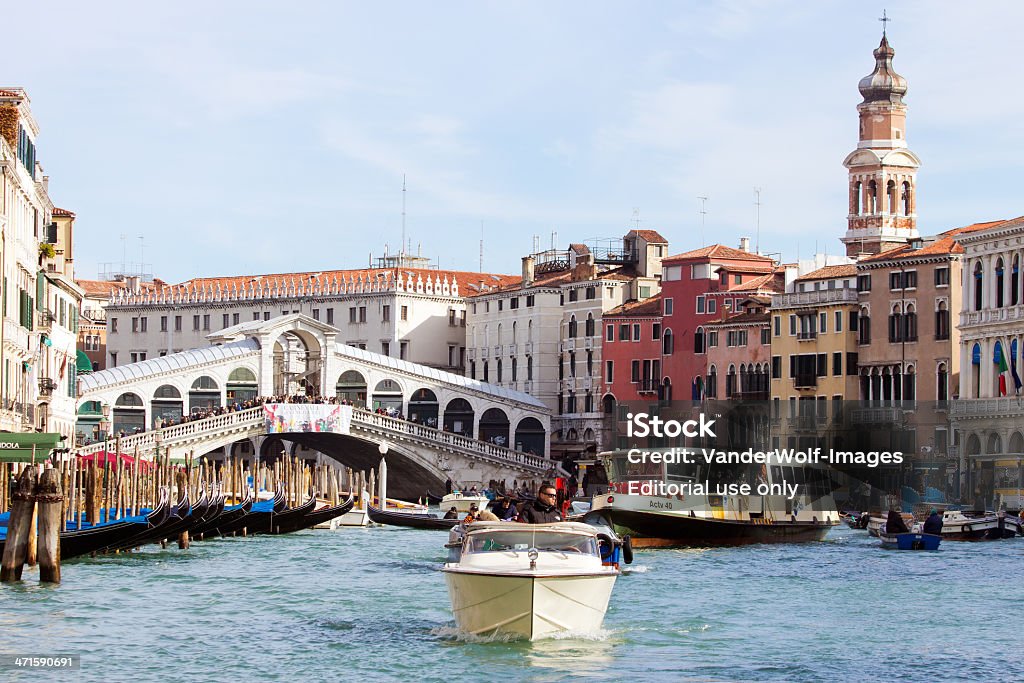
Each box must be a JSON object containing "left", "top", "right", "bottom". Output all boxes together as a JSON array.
[{"left": 518, "top": 484, "right": 562, "bottom": 524}]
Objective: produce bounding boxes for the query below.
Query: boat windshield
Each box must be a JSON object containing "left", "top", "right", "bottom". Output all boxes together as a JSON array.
[{"left": 466, "top": 530, "right": 598, "bottom": 556}]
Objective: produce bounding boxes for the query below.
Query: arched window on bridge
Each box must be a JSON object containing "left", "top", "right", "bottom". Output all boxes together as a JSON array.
[
  {"left": 152, "top": 384, "right": 184, "bottom": 428},
  {"left": 189, "top": 376, "right": 221, "bottom": 415},
  {"left": 113, "top": 392, "right": 145, "bottom": 435},
  {"left": 479, "top": 408, "right": 510, "bottom": 447},
  {"left": 227, "top": 367, "right": 258, "bottom": 404},
  {"left": 514, "top": 417, "right": 545, "bottom": 455},
  {"left": 76, "top": 401, "right": 103, "bottom": 445},
  {"left": 444, "top": 398, "right": 474, "bottom": 437},
  {"left": 336, "top": 370, "right": 367, "bottom": 407},
  {"left": 372, "top": 379, "right": 403, "bottom": 415},
  {"left": 409, "top": 388, "right": 439, "bottom": 427}
]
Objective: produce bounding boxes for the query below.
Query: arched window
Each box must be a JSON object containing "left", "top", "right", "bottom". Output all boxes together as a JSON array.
[
  {"left": 511, "top": 321, "right": 517, "bottom": 344},
  {"left": 903, "top": 304, "right": 917, "bottom": 341},
  {"left": 902, "top": 181, "right": 911, "bottom": 216},
  {"left": 971, "top": 343, "right": 981, "bottom": 398},
  {"left": 888, "top": 304, "right": 903, "bottom": 343},
  {"left": 585, "top": 313, "right": 595, "bottom": 337},
  {"left": 496, "top": 323, "right": 502, "bottom": 345},
  {"left": 707, "top": 365, "right": 717, "bottom": 398},
  {"left": 1013, "top": 256, "right": 1020, "bottom": 306},
  {"left": 528, "top": 320, "right": 533, "bottom": 342},
  {"left": 859, "top": 308, "right": 871, "bottom": 345},
  {"left": 496, "top": 358, "right": 503, "bottom": 383},
  {"left": 886, "top": 180, "right": 896, "bottom": 214},
  {"left": 693, "top": 326, "right": 704, "bottom": 354},
  {"left": 726, "top": 364, "right": 737, "bottom": 398},
  {"left": 996, "top": 258, "right": 1005, "bottom": 308},
  {"left": 904, "top": 365, "right": 916, "bottom": 402},
  {"left": 568, "top": 315, "right": 577, "bottom": 338},
  {"left": 483, "top": 361, "right": 489, "bottom": 382},
  {"left": 937, "top": 362, "right": 948, "bottom": 402},
  {"left": 974, "top": 262, "right": 984, "bottom": 311},
  {"left": 853, "top": 180, "right": 862, "bottom": 215},
  {"left": 663, "top": 328, "right": 674, "bottom": 355},
  {"left": 935, "top": 302, "right": 949, "bottom": 340},
  {"left": 867, "top": 180, "right": 878, "bottom": 213}
]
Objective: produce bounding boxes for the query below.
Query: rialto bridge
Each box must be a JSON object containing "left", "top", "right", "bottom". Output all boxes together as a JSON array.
[{"left": 75, "top": 315, "right": 555, "bottom": 498}]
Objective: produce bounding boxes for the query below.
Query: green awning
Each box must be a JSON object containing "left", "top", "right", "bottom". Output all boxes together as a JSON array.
[
  {"left": 76, "top": 350, "right": 93, "bottom": 374},
  {"left": 0, "top": 432, "right": 65, "bottom": 462}
]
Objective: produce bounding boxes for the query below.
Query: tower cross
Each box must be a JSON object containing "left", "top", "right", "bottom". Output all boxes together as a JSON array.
[{"left": 879, "top": 9, "right": 891, "bottom": 37}]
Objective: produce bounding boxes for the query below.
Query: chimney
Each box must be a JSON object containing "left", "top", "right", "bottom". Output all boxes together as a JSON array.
[
  {"left": 522, "top": 255, "right": 535, "bottom": 288},
  {"left": 739, "top": 237, "right": 751, "bottom": 253},
  {"left": 125, "top": 275, "right": 141, "bottom": 293}
]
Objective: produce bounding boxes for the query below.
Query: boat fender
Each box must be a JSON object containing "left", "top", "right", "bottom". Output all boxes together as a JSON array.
[{"left": 622, "top": 534, "right": 633, "bottom": 565}]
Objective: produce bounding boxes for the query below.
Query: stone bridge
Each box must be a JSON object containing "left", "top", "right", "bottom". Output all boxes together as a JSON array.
[{"left": 75, "top": 315, "right": 555, "bottom": 497}]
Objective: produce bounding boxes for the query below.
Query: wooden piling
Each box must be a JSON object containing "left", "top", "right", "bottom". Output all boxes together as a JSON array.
[
  {"left": 1, "top": 466, "right": 39, "bottom": 581},
  {"left": 37, "top": 467, "right": 63, "bottom": 583},
  {"left": 26, "top": 496, "right": 38, "bottom": 567}
]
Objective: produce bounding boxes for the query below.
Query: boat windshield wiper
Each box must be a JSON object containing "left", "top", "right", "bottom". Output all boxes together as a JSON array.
[{"left": 538, "top": 547, "right": 568, "bottom": 558}]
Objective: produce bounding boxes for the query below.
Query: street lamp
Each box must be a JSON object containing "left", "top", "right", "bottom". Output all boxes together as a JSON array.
[{"left": 378, "top": 442, "right": 389, "bottom": 511}]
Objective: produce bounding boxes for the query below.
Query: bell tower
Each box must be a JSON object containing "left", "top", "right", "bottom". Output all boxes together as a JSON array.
[{"left": 841, "top": 30, "right": 921, "bottom": 258}]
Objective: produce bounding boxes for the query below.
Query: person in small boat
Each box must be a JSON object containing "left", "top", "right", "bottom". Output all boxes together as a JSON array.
[
  {"left": 922, "top": 509, "right": 943, "bottom": 535},
  {"left": 885, "top": 509, "right": 910, "bottom": 534},
  {"left": 443, "top": 506, "right": 459, "bottom": 519},
  {"left": 491, "top": 496, "right": 514, "bottom": 520},
  {"left": 519, "top": 485, "right": 563, "bottom": 524},
  {"left": 462, "top": 504, "right": 479, "bottom": 524}
]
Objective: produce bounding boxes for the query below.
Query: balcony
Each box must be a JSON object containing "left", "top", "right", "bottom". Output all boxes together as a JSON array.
[
  {"left": 506, "top": 344, "right": 517, "bottom": 356},
  {"left": 563, "top": 339, "right": 576, "bottom": 352},
  {"left": 584, "top": 337, "right": 594, "bottom": 350},
  {"left": 38, "top": 377, "right": 56, "bottom": 396},
  {"left": 37, "top": 310, "right": 55, "bottom": 330},
  {"left": 583, "top": 377, "right": 593, "bottom": 391},
  {"left": 794, "top": 373, "right": 818, "bottom": 389},
  {"left": 961, "top": 305, "right": 1024, "bottom": 328},
  {"left": 773, "top": 288, "right": 859, "bottom": 308},
  {"left": 466, "top": 348, "right": 476, "bottom": 361},
  {"left": 492, "top": 345, "right": 501, "bottom": 357},
  {"left": 851, "top": 407, "right": 904, "bottom": 423},
  {"left": 797, "top": 331, "right": 817, "bottom": 341},
  {"left": 524, "top": 342, "right": 534, "bottom": 355},
  {"left": 951, "top": 398, "right": 1024, "bottom": 419}
]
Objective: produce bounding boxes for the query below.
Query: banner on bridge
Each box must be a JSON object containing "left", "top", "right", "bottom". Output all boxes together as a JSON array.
[{"left": 263, "top": 404, "right": 352, "bottom": 435}]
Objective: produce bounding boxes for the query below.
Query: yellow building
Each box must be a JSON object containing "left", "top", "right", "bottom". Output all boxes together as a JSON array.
[{"left": 769, "top": 266, "right": 861, "bottom": 450}]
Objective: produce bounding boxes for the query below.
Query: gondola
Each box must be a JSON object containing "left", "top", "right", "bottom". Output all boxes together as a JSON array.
[
  {"left": 367, "top": 504, "right": 461, "bottom": 530},
  {"left": 194, "top": 491, "right": 254, "bottom": 540},
  {"left": 263, "top": 494, "right": 318, "bottom": 535},
  {"left": 271, "top": 495, "right": 354, "bottom": 535},
  {"left": 187, "top": 488, "right": 225, "bottom": 538},
  {"left": 214, "top": 489, "right": 287, "bottom": 537},
  {"left": 424, "top": 491, "right": 446, "bottom": 505},
  {"left": 106, "top": 491, "right": 192, "bottom": 551}
]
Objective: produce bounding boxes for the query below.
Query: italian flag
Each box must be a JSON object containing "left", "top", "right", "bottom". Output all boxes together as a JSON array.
[{"left": 996, "top": 343, "right": 1010, "bottom": 397}]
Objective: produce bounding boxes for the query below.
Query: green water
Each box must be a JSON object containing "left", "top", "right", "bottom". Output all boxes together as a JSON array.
[{"left": 1, "top": 525, "right": 1022, "bottom": 682}]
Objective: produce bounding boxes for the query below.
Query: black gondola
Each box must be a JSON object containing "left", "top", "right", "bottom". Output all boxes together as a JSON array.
[
  {"left": 48, "top": 489, "right": 173, "bottom": 560},
  {"left": 271, "top": 495, "right": 355, "bottom": 535},
  {"left": 210, "top": 489, "right": 285, "bottom": 538},
  {"left": 367, "top": 504, "right": 460, "bottom": 530},
  {"left": 194, "top": 491, "right": 254, "bottom": 540},
  {"left": 262, "top": 494, "right": 318, "bottom": 535},
  {"left": 106, "top": 491, "right": 192, "bottom": 551}
]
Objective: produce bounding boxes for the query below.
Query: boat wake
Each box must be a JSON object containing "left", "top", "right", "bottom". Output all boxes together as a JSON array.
[
  {"left": 621, "top": 564, "right": 649, "bottom": 574},
  {"left": 430, "top": 625, "right": 524, "bottom": 643}
]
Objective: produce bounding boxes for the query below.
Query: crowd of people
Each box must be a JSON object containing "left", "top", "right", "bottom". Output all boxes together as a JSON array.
[{"left": 447, "top": 481, "right": 564, "bottom": 525}]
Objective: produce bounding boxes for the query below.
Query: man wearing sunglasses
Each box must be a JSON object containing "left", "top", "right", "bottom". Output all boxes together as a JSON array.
[{"left": 519, "top": 484, "right": 562, "bottom": 524}]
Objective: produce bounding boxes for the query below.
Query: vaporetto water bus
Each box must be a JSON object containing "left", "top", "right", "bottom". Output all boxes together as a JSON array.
[{"left": 586, "top": 448, "right": 840, "bottom": 546}]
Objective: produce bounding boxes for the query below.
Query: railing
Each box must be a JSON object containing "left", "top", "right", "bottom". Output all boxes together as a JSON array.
[
  {"left": 797, "top": 331, "right": 817, "bottom": 340},
  {"left": 37, "top": 310, "right": 54, "bottom": 329},
  {"left": 38, "top": 378, "right": 56, "bottom": 396},
  {"left": 773, "top": 288, "right": 859, "bottom": 308},
  {"left": 961, "top": 305, "right": 1024, "bottom": 327},
  {"left": 76, "top": 405, "right": 552, "bottom": 473},
  {"left": 951, "top": 398, "right": 1024, "bottom": 417},
  {"left": 524, "top": 342, "right": 534, "bottom": 355},
  {"left": 506, "top": 344, "right": 517, "bottom": 356},
  {"left": 584, "top": 337, "right": 594, "bottom": 350},
  {"left": 851, "top": 407, "right": 904, "bottom": 423},
  {"left": 3, "top": 318, "right": 30, "bottom": 351}
]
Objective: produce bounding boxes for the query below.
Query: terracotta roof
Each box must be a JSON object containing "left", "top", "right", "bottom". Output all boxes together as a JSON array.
[
  {"left": 627, "top": 229, "right": 668, "bottom": 243},
  {"left": 76, "top": 278, "right": 162, "bottom": 298},
  {"left": 466, "top": 264, "right": 638, "bottom": 297},
  {"left": 52, "top": 207, "right": 76, "bottom": 217},
  {"left": 664, "top": 244, "right": 774, "bottom": 264},
  {"left": 0, "top": 89, "right": 22, "bottom": 98},
  {"left": 795, "top": 264, "right": 858, "bottom": 281},
  {"left": 604, "top": 295, "right": 662, "bottom": 317},
  {"left": 569, "top": 243, "right": 591, "bottom": 255},
  {"left": 861, "top": 221, "right": 1008, "bottom": 262}
]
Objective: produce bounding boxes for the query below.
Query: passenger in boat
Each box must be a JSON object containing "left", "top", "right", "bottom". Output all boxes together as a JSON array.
[
  {"left": 519, "top": 485, "right": 563, "bottom": 524},
  {"left": 922, "top": 509, "right": 943, "bottom": 535},
  {"left": 443, "top": 506, "right": 459, "bottom": 519},
  {"left": 491, "top": 496, "right": 515, "bottom": 520},
  {"left": 463, "top": 504, "right": 479, "bottom": 524},
  {"left": 885, "top": 509, "right": 910, "bottom": 534}
]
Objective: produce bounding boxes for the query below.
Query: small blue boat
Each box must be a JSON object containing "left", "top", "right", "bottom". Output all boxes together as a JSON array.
[{"left": 879, "top": 531, "right": 941, "bottom": 550}]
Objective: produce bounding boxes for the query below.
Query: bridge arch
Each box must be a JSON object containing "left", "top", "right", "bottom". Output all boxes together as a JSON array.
[
  {"left": 408, "top": 387, "right": 439, "bottom": 427},
  {"left": 515, "top": 417, "right": 545, "bottom": 455},
  {"left": 479, "top": 407, "right": 510, "bottom": 446},
  {"left": 189, "top": 375, "right": 222, "bottom": 414},
  {"left": 113, "top": 392, "right": 146, "bottom": 435},
  {"left": 444, "top": 397, "right": 474, "bottom": 436},
  {"left": 268, "top": 325, "right": 327, "bottom": 397},
  {"left": 227, "top": 366, "right": 259, "bottom": 403},
  {"left": 152, "top": 383, "right": 185, "bottom": 427},
  {"left": 335, "top": 369, "right": 368, "bottom": 407},
  {"left": 371, "top": 378, "right": 405, "bottom": 414}
]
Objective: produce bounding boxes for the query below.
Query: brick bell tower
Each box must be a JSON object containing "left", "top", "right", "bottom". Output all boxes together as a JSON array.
[{"left": 841, "top": 29, "right": 921, "bottom": 258}]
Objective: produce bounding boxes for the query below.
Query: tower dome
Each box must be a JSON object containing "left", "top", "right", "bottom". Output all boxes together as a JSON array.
[{"left": 858, "top": 35, "right": 908, "bottom": 104}]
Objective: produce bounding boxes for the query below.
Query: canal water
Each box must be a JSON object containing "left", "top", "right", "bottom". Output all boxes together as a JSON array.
[{"left": 2, "top": 524, "right": 1022, "bottom": 682}]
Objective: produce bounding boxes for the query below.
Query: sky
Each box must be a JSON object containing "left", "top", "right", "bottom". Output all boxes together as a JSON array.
[{"left": 6, "top": 1, "right": 1024, "bottom": 283}]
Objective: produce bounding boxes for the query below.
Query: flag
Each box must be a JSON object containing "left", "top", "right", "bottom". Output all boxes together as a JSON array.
[
  {"left": 995, "top": 342, "right": 1009, "bottom": 397},
  {"left": 59, "top": 354, "right": 68, "bottom": 379},
  {"left": 1012, "top": 340, "right": 1023, "bottom": 394}
]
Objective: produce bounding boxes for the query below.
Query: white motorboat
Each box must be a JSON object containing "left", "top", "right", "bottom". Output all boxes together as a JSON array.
[
  {"left": 442, "top": 521, "right": 619, "bottom": 640},
  {"left": 441, "top": 492, "right": 490, "bottom": 514}
]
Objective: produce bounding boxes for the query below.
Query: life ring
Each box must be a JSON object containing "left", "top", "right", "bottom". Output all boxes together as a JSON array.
[{"left": 621, "top": 534, "right": 634, "bottom": 564}]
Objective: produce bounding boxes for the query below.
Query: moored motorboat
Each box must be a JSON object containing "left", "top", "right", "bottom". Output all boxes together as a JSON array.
[
  {"left": 878, "top": 528, "right": 941, "bottom": 550},
  {"left": 442, "top": 521, "right": 620, "bottom": 640},
  {"left": 441, "top": 492, "right": 490, "bottom": 513},
  {"left": 936, "top": 510, "right": 1000, "bottom": 541}
]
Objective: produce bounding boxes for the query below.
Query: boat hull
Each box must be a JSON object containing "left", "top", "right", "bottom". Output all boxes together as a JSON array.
[
  {"left": 879, "top": 532, "right": 941, "bottom": 550},
  {"left": 443, "top": 570, "right": 616, "bottom": 640},
  {"left": 441, "top": 494, "right": 490, "bottom": 513},
  {"left": 592, "top": 501, "right": 832, "bottom": 546}
]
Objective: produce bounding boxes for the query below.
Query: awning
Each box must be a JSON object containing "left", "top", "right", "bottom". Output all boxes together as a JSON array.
[
  {"left": 0, "top": 432, "right": 65, "bottom": 462},
  {"left": 76, "top": 350, "right": 93, "bottom": 374}
]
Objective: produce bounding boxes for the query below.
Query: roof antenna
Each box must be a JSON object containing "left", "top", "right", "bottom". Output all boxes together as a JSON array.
[
  {"left": 401, "top": 174, "right": 407, "bottom": 261},
  {"left": 632, "top": 207, "right": 641, "bottom": 229},
  {"left": 754, "top": 188, "right": 762, "bottom": 254},
  {"left": 698, "top": 196, "right": 709, "bottom": 247}
]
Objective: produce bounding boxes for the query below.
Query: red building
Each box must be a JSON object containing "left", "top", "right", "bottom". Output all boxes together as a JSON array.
[
  {"left": 660, "top": 242, "right": 778, "bottom": 399},
  {"left": 600, "top": 295, "right": 664, "bottom": 407}
]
